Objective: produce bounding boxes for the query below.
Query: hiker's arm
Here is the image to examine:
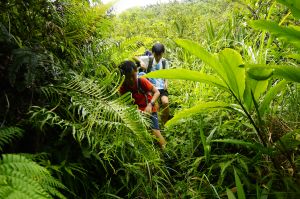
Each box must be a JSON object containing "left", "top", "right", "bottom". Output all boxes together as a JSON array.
[
  {"left": 151, "top": 86, "right": 160, "bottom": 104},
  {"left": 164, "top": 80, "right": 168, "bottom": 90},
  {"left": 144, "top": 86, "right": 160, "bottom": 114},
  {"left": 133, "top": 56, "right": 147, "bottom": 70}
]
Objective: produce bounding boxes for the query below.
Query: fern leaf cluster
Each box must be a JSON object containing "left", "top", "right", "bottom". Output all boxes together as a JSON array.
[
  {"left": 0, "top": 154, "right": 66, "bottom": 199},
  {"left": 0, "top": 127, "right": 23, "bottom": 152},
  {"left": 30, "top": 74, "right": 155, "bottom": 155},
  {"left": 64, "top": 75, "right": 154, "bottom": 150}
]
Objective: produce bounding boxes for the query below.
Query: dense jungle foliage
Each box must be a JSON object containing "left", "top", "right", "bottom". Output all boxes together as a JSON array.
[{"left": 0, "top": 0, "right": 300, "bottom": 198}]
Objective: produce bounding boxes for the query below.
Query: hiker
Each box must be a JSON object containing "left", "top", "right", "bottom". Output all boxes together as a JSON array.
[
  {"left": 119, "top": 60, "right": 166, "bottom": 149},
  {"left": 134, "top": 43, "right": 170, "bottom": 125},
  {"left": 136, "top": 50, "right": 152, "bottom": 78}
]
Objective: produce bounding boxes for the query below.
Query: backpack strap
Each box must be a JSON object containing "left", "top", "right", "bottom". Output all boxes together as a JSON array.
[
  {"left": 147, "top": 57, "right": 153, "bottom": 73},
  {"left": 147, "top": 57, "right": 166, "bottom": 73},
  {"left": 162, "top": 58, "right": 166, "bottom": 69},
  {"left": 137, "top": 78, "right": 148, "bottom": 105}
]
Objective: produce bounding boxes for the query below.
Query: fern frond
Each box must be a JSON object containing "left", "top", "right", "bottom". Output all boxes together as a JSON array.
[
  {"left": 44, "top": 186, "right": 67, "bottom": 199},
  {"left": 0, "top": 154, "right": 67, "bottom": 199},
  {"left": 0, "top": 154, "right": 50, "bottom": 178},
  {"left": 0, "top": 169, "right": 51, "bottom": 199},
  {"left": 29, "top": 106, "right": 67, "bottom": 131},
  {"left": 0, "top": 127, "right": 23, "bottom": 151},
  {"left": 109, "top": 36, "right": 156, "bottom": 64},
  {"left": 59, "top": 75, "right": 152, "bottom": 148},
  {"left": 30, "top": 73, "right": 154, "bottom": 157},
  {"left": 0, "top": 22, "right": 14, "bottom": 44},
  {"left": 8, "top": 47, "right": 61, "bottom": 89},
  {"left": 40, "top": 86, "right": 62, "bottom": 105}
]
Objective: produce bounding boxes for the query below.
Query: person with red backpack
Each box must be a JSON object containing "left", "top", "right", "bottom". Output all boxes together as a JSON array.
[
  {"left": 134, "top": 43, "right": 170, "bottom": 125},
  {"left": 119, "top": 60, "right": 166, "bottom": 149}
]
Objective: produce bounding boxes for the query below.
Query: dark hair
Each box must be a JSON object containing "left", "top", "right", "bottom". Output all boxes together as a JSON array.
[
  {"left": 119, "top": 60, "right": 137, "bottom": 75},
  {"left": 151, "top": 43, "right": 165, "bottom": 55},
  {"left": 144, "top": 50, "right": 152, "bottom": 56}
]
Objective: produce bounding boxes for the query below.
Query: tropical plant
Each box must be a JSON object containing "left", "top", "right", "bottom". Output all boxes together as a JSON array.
[
  {"left": 0, "top": 154, "right": 67, "bottom": 199},
  {"left": 2, "top": 0, "right": 300, "bottom": 198},
  {"left": 247, "top": 0, "right": 300, "bottom": 78},
  {"left": 145, "top": 37, "right": 300, "bottom": 196},
  {"left": 0, "top": 127, "right": 23, "bottom": 152},
  {"left": 0, "top": 127, "right": 67, "bottom": 199},
  {"left": 27, "top": 66, "right": 175, "bottom": 197}
]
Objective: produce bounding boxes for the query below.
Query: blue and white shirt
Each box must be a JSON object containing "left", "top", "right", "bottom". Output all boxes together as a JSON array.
[{"left": 139, "top": 56, "right": 169, "bottom": 90}]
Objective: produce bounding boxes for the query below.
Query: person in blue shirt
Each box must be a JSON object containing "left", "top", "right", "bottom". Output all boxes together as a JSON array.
[{"left": 135, "top": 43, "right": 170, "bottom": 125}]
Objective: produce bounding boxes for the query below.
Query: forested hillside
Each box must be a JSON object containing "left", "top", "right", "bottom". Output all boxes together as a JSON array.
[{"left": 0, "top": 0, "right": 299, "bottom": 198}]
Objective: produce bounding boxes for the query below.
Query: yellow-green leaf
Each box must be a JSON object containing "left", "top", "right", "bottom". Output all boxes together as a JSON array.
[
  {"left": 246, "top": 64, "right": 300, "bottom": 83},
  {"left": 218, "top": 49, "right": 245, "bottom": 101},
  {"left": 165, "top": 102, "right": 229, "bottom": 127},
  {"left": 174, "top": 39, "right": 225, "bottom": 78},
  {"left": 144, "top": 68, "right": 228, "bottom": 90},
  {"left": 276, "top": 0, "right": 300, "bottom": 19}
]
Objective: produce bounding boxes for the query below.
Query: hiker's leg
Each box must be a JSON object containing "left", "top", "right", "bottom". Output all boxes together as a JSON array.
[
  {"left": 158, "top": 89, "right": 170, "bottom": 125},
  {"left": 160, "top": 95, "right": 169, "bottom": 125},
  {"left": 150, "top": 112, "right": 166, "bottom": 149},
  {"left": 152, "top": 129, "right": 166, "bottom": 149}
]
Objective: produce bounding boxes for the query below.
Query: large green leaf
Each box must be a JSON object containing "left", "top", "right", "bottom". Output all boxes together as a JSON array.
[
  {"left": 259, "top": 80, "right": 287, "bottom": 116},
  {"left": 273, "top": 65, "right": 300, "bottom": 83},
  {"left": 247, "top": 68, "right": 273, "bottom": 81},
  {"left": 242, "top": 63, "right": 271, "bottom": 111},
  {"left": 249, "top": 20, "right": 300, "bottom": 49},
  {"left": 246, "top": 64, "right": 300, "bottom": 83},
  {"left": 276, "top": 0, "right": 300, "bottom": 19},
  {"left": 243, "top": 77, "right": 269, "bottom": 111},
  {"left": 144, "top": 68, "right": 228, "bottom": 90},
  {"left": 174, "top": 39, "right": 246, "bottom": 101},
  {"left": 165, "top": 102, "right": 229, "bottom": 127},
  {"left": 218, "top": 49, "right": 245, "bottom": 101},
  {"left": 174, "top": 39, "right": 225, "bottom": 79}
]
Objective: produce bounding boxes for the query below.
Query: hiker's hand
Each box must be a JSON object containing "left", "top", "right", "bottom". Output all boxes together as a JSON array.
[
  {"left": 144, "top": 103, "right": 152, "bottom": 114},
  {"left": 140, "top": 60, "right": 146, "bottom": 70},
  {"left": 164, "top": 82, "right": 168, "bottom": 90}
]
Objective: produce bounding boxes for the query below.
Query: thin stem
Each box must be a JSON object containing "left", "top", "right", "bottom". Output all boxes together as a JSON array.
[
  {"left": 1, "top": 93, "right": 10, "bottom": 127},
  {"left": 230, "top": 89, "right": 267, "bottom": 147}
]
